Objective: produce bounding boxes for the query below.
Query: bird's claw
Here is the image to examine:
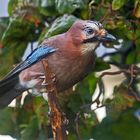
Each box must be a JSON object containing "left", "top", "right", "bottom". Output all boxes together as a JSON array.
[
  {"left": 41, "top": 82, "right": 48, "bottom": 86},
  {"left": 39, "top": 75, "right": 46, "bottom": 79},
  {"left": 50, "top": 73, "right": 56, "bottom": 79},
  {"left": 41, "top": 78, "right": 48, "bottom": 86},
  {"left": 52, "top": 77, "right": 57, "bottom": 83}
]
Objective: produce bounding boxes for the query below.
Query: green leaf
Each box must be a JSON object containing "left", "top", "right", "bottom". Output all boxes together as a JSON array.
[
  {"left": 8, "top": 0, "right": 18, "bottom": 16},
  {"left": 134, "top": 0, "right": 140, "bottom": 18},
  {"left": 72, "top": 73, "right": 97, "bottom": 104},
  {"left": 0, "top": 108, "right": 18, "bottom": 137},
  {"left": 0, "top": 15, "right": 43, "bottom": 78},
  {"left": 68, "top": 93, "right": 83, "bottom": 113},
  {"left": 77, "top": 112, "right": 97, "bottom": 140},
  {"left": 33, "top": 97, "right": 49, "bottom": 125},
  {"left": 39, "top": 0, "right": 58, "bottom": 16},
  {"left": 95, "top": 58, "right": 110, "bottom": 72},
  {"left": 43, "top": 15, "right": 77, "bottom": 38},
  {"left": 21, "top": 116, "right": 39, "bottom": 140},
  {"left": 112, "top": 0, "right": 127, "bottom": 10},
  {"left": 55, "top": 0, "right": 84, "bottom": 14},
  {"left": 2, "top": 18, "right": 40, "bottom": 44},
  {"left": 0, "top": 18, "right": 9, "bottom": 40}
]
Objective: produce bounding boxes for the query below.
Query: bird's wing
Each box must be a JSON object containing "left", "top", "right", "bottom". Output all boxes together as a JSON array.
[{"left": 1, "top": 45, "right": 57, "bottom": 83}]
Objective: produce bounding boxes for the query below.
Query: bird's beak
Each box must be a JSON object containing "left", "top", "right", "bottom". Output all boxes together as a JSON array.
[{"left": 96, "top": 33, "right": 116, "bottom": 42}]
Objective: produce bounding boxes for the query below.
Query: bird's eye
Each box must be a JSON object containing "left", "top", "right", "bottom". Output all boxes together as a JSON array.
[{"left": 85, "top": 28, "right": 94, "bottom": 35}]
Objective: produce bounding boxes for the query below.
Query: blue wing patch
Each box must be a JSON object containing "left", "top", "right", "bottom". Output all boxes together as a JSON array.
[
  {"left": 26, "top": 45, "right": 56, "bottom": 62},
  {"left": 2, "top": 45, "right": 56, "bottom": 82}
]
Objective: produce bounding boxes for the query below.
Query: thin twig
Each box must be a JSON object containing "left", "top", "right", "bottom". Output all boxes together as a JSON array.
[
  {"left": 128, "top": 87, "right": 140, "bottom": 102},
  {"left": 99, "top": 70, "right": 127, "bottom": 78},
  {"left": 75, "top": 111, "right": 82, "bottom": 140},
  {"left": 128, "top": 64, "right": 134, "bottom": 88}
]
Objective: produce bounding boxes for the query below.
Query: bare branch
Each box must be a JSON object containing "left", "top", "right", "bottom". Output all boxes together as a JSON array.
[{"left": 42, "top": 60, "right": 67, "bottom": 140}]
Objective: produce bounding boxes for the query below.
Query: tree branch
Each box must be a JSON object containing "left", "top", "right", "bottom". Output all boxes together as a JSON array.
[{"left": 42, "top": 60, "right": 67, "bottom": 140}]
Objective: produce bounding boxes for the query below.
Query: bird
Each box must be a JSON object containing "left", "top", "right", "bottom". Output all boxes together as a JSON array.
[{"left": 0, "top": 20, "right": 116, "bottom": 108}]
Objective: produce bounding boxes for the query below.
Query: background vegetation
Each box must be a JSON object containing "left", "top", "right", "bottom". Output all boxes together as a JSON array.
[{"left": 0, "top": 0, "right": 140, "bottom": 139}]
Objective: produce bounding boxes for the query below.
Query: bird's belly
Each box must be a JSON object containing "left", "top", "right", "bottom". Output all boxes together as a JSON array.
[
  {"left": 55, "top": 67, "right": 91, "bottom": 92},
  {"left": 48, "top": 57, "right": 95, "bottom": 92}
]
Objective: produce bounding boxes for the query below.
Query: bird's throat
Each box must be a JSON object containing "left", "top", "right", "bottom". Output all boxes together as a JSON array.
[{"left": 81, "top": 42, "right": 99, "bottom": 55}]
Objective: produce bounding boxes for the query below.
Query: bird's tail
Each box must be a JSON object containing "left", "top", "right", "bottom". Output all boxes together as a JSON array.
[{"left": 0, "top": 75, "right": 24, "bottom": 108}]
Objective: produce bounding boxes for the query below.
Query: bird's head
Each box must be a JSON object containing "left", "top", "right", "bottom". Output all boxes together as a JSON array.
[{"left": 68, "top": 20, "right": 116, "bottom": 54}]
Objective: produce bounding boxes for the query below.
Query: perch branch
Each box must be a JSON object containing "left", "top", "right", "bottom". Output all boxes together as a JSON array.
[{"left": 42, "top": 60, "right": 67, "bottom": 140}]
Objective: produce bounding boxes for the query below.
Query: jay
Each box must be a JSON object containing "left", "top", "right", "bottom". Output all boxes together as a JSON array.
[{"left": 0, "top": 20, "right": 116, "bottom": 108}]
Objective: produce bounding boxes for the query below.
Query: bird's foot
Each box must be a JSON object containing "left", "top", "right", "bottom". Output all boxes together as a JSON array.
[
  {"left": 39, "top": 73, "right": 57, "bottom": 88},
  {"left": 39, "top": 75, "right": 46, "bottom": 79}
]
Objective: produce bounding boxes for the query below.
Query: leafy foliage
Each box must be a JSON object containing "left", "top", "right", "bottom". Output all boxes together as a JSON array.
[{"left": 0, "top": 0, "right": 140, "bottom": 139}]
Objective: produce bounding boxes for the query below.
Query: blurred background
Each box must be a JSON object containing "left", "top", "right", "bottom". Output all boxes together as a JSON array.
[{"left": 0, "top": 0, "right": 140, "bottom": 140}]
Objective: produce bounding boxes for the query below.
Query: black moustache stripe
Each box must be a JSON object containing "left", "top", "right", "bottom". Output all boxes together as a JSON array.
[{"left": 83, "top": 36, "right": 98, "bottom": 43}]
